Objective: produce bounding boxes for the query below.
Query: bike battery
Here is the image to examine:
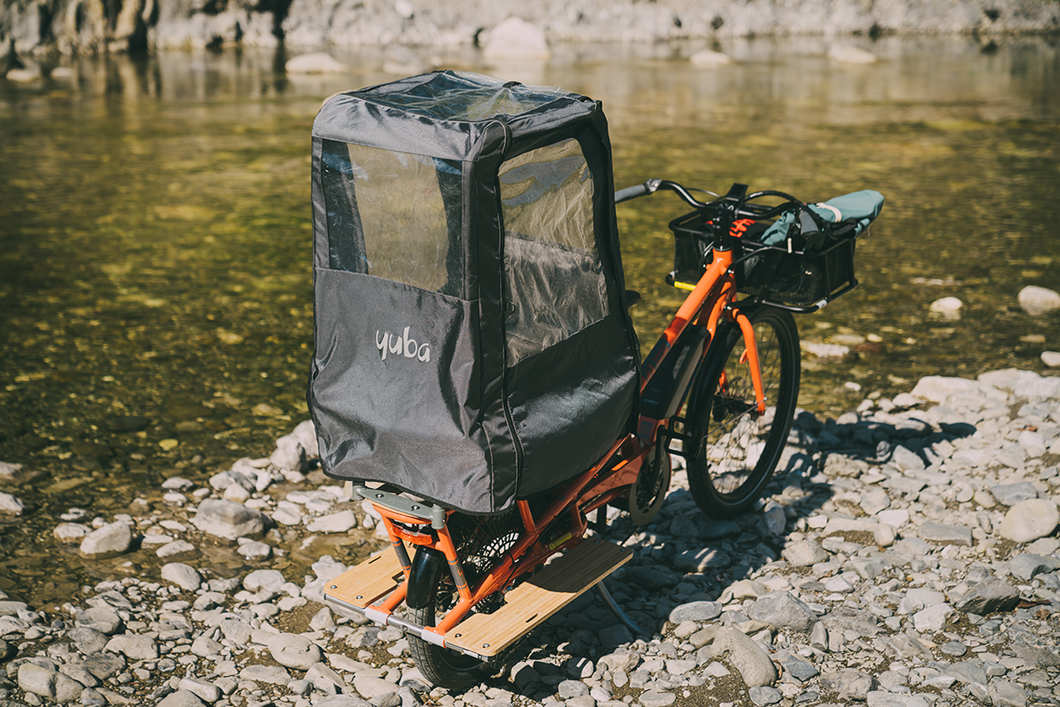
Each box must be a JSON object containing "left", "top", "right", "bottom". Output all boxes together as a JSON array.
[{"left": 639, "top": 325, "right": 708, "bottom": 420}]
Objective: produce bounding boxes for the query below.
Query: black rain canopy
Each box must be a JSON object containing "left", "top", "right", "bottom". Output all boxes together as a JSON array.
[{"left": 308, "top": 71, "right": 640, "bottom": 514}]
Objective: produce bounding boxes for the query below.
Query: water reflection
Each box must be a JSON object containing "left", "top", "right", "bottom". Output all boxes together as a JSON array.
[{"left": 0, "top": 36, "right": 1057, "bottom": 597}]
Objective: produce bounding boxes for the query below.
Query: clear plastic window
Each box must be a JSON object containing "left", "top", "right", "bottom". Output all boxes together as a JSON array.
[
  {"left": 500, "top": 139, "right": 608, "bottom": 364},
  {"left": 321, "top": 140, "right": 463, "bottom": 297}
]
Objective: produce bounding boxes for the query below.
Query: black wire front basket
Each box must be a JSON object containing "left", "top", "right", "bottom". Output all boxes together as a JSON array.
[{"left": 668, "top": 210, "right": 860, "bottom": 312}]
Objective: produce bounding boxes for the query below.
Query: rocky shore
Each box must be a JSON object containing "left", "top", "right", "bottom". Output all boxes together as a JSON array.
[
  {"left": 3, "top": 0, "right": 1060, "bottom": 59},
  {"left": 1, "top": 365, "right": 1059, "bottom": 707}
]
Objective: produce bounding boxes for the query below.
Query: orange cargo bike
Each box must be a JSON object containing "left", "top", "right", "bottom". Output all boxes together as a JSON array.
[{"left": 306, "top": 70, "right": 884, "bottom": 689}]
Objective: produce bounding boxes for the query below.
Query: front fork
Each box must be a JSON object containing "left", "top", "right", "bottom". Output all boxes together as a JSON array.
[{"left": 733, "top": 309, "right": 767, "bottom": 415}]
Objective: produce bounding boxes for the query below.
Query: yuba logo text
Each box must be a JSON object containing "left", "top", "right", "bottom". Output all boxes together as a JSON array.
[{"left": 376, "top": 327, "right": 431, "bottom": 363}]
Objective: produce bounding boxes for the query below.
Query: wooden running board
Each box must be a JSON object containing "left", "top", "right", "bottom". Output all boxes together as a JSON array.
[
  {"left": 445, "top": 538, "right": 632, "bottom": 657},
  {"left": 324, "top": 548, "right": 405, "bottom": 610}
]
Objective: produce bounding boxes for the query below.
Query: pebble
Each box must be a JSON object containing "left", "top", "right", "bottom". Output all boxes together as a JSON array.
[
  {"left": 192, "top": 498, "right": 269, "bottom": 539},
  {"left": 0, "top": 379, "right": 1058, "bottom": 707},
  {"left": 1017, "top": 285, "right": 1060, "bottom": 315},
  {"left": 998, "top": 498, "right": 1060, "bottom": 542},
  {"left": 0, "top": 491, "right": 27, "bottom": 515},
  {"left": 827, "top": 45, "right": 878, "bottom": 64},
  {"left": 689, "top": 49, "right": 733, "bottom": 66},
  {"left": 285, "top": 53, "right": 349, "bottom": 74},
  {"left": 78, "top": 521, "right": 133, "bottom": 558}
]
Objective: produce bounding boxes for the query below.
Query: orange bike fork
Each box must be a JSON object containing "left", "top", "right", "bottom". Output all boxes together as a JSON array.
[{"left": 734, "top": 310, "right": 767, "bottom": 415}]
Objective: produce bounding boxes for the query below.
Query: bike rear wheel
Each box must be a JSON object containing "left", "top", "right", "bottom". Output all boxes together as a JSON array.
[
  {"left": 684, "top": 306, "right": 800, "bottom": 518},
  {"left": 406, "top": 547, "right": 492, "bottom": 691}
]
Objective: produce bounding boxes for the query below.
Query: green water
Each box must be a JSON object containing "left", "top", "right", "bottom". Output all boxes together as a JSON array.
[{"left": 1, "top": 38, "right": 1059, "bottom": 594}]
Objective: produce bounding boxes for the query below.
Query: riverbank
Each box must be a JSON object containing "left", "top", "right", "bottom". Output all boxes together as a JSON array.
[
  {"left": 2, "top": 0, "right": 1060, "bottom": 58},
  {"left": 1, "top": 367, "right": 1058, "bottom": 707}
]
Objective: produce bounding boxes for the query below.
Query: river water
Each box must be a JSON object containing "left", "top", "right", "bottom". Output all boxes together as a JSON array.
[{"left": 1, "top": 37, "right": 1058, "bottom": 597}]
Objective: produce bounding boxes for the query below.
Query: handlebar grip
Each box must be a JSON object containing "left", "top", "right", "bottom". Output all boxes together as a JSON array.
[{"left": 615, "top": 183, "right": 651, "bottom": 204}]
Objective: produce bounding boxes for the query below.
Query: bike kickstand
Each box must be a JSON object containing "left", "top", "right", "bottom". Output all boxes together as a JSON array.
[{"left": 595, "top": 579, "right": 646, "bottom": 637}]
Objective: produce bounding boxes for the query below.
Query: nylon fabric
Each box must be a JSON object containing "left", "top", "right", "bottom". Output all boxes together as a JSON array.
[
  {"left": 308, "top": 70, "right": 638, "bottom": 514},
  {"left": 760, "top": 190, "right": 885, "bottom": 247}
]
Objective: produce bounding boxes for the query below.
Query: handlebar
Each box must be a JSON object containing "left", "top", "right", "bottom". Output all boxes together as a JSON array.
[{"left": 615, "top": 178, "right": 805, "bottom": 221}]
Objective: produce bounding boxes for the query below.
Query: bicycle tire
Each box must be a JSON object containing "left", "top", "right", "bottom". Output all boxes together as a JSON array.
[
  {"left": 684, "top": 306, "right": 800, "bottom": 518},
  {"left": 406, "top": 547, "right": 493, "bottom": 691}
]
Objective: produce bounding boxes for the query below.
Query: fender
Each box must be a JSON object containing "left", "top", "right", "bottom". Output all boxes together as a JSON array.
[{"left": 406, "top": 546, "right": 446, "bottom": 610}]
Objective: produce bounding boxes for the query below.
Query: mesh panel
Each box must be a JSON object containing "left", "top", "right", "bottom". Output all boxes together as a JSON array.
[
  {"left": 365, "top": 71, "right": 566, "bottom": 121},
  {"left": 321, "top": 139, "right": 463, "bottom": 296},
  {"left": 499, "top": 139, "right": 608, "bottom": 364}
]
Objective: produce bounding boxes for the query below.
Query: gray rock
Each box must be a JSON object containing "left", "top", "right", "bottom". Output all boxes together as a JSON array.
[
  {"left": 558, "top": 680, "right": 590, "bottom": 699},
  {"left": 314, "top": 697, "right": 373, "bottom": 707},
  {"left": 209, "top": 469, "right": 256, "bottom": 492},
  {"left": 668, "top": 601, "right": 722, "bottom": 624},
  {"left": 354, "top": 675, "right": 400, "bottom": 699},
  {"left": 0, "top": 491, "right": 26, "bottom": 515},
  {"left": 781, "top": 539, "right": 830, "bottom": 567},
  {"left": 267, "top": 633, "right": 323, "bottom": 670},
  {"left": 898, "top": 588, "right": 945, "bottom": 614},
  {"left": 748, "top": 686, "right": 782, "bottom": 706},
  {"left": 68, "top": 626, "right": 108, "bottom": 654},
  {"left": 306, "top": 510, "right": 358, "bottom": 533},
  {"left": 990, "top": 482, "right": 1039, "bottom": 506},
  {"left": 860, "top": 486, "right": 892, "bottom": 515},
  {"left": 75, "top": 607, "right": 123, "bottom": 635},
  {"left": 219, "top": 618, "right": 253, "bottom": 646},
  {"left": 639, "top": 691, "right": 676, "bottom": 707},
  {"left": 912, "top": 602, "right": 953, "bottom": 632},
  {"left": 621, "top": 565, "right": 681, "bottom": 589},
  {"left": 80, "top": 653, "right": 125, "bottom": 680},
  {"left": 953, "top": 577, "right": 1021, "bottom": 614},
  {"left": 748, "top": 592, "right": 817, "bottom": 632},
  {"left": 307, "top": 662, "right": 348, "bottom": 692},
  {"left": 177, "top": 678, "right": 220, "bottom": 704},
  {"left": 774, "top": 650, "right": 818, "bottom": 682},
  {"left": 271, "top": 433, "right": 308, "bottom": 470},
  {"left": 157, "top": 690, "right": 208, "bottom": 707},
  {"left": 943, "top": 660, "right": 987, "bottom": 685},
  {"left": 157, "top": 540, "right": 197, "bottom": 559},
  {"left": 672, "top": 547, "right": 731, "bottom": 572},
  {"left": 239, "top": 664, "right": 291, "bottom": 685},
  {"left": 891, "top": 445, "right": 925, "bottom": 472},
  {"left": 1018, "top": 285, "right": 1060, "bottom": 315},
  {"left": 105, "top": 634, "right": 158, "bottom": 660},
  {"left": 711, "top": 626, "right": 776, "bottom": 687},
  {"left": 244, "top": 568, "right": 286, "bottom": 592},
  {"left": 1008, "top": 552, "right": 1060, "bottom": 580},
  {"left": 79, "top": 522, "right": 133, "bottom": 558},
  {"left": 161, "top": 562, "right": 202, "bottom": 591},
  {"left": 820, "top": 669, "right": 875, "bottom": 701},
  {"left": 18, "top": 662, "right": 83, "bottom": 702},
  {"left": 192, "top": 499, "right": 269, "bottom": 539},
  {"left": 998, "top": 499, "right": 1059, "bottom": 542},
  {"left": 988, "top": 679, "right": 1029, "bottom": 707},
  {"left": 917, "top": 521, "right": 972, "bottom": 546},
  {"left": 866, "top": 693, "right": 930, "bottom": 707}
]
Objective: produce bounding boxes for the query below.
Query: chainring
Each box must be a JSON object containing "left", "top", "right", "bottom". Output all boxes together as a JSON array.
[{"left": 629, "top": 444, "right": 671, "bottom": 526}]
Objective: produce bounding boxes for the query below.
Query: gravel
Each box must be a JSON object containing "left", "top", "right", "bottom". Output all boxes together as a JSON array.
[{"left": 0, "top": 368, "right": 1057, "bottom": 707}]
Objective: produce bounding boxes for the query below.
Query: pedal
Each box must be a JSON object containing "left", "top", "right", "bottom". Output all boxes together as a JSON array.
[
  {"left": 324, "top": 549, "right": 405, "bottom": 611},
  {"left": 444, "top": 538, "right": 632, "bottom": 657}
]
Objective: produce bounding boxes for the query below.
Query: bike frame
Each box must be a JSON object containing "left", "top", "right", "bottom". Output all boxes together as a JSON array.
[{"left": 355, "top": 193, "right": 772, "bottom": 656}]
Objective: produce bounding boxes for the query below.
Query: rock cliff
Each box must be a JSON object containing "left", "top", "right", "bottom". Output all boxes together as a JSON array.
[{"left": 1, "top": 0, "right": 1059, "bottom": 57}]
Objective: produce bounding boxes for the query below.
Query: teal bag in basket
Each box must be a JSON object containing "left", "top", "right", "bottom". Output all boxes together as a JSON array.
[{"left": 760, "top": 190, "right": 885, "bottom": 247}]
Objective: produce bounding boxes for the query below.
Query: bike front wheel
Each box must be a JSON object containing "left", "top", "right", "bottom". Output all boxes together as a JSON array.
[{"left": 684, "top": 306, "right": 800, "bottom": 518}]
